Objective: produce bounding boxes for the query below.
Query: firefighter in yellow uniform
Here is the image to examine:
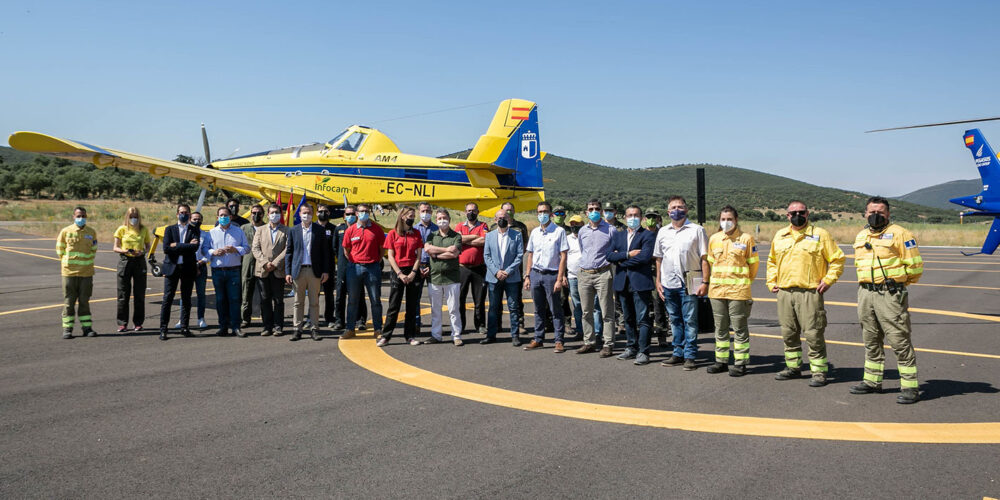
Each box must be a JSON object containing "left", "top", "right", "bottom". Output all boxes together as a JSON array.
[
  {"left": 766, "top": 200, "right": 845, "bottom": 387},
  {"left": 705, "top": 206, "right": 759, "bottom": 377},
  {"left": 57, "top": 207, "right": 98, "bottom": 339},
  {"left": 849, "top": 197, "right": 923, "bottom": 404}
]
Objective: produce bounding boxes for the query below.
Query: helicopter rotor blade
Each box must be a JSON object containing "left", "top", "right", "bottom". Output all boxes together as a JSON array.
[
  {"left": 866, "top": 116, "right": 1000, "bottom": 133},
  {"left": 195, "top": 123, "right": 213, "bottom": 213}
]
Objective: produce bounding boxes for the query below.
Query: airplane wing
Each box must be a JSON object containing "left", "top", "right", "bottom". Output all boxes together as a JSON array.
[{"left": 8, "top": 131, "right": 331, "bottom": 203}]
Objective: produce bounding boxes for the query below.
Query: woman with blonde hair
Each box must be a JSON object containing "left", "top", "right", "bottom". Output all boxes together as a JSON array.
[
  {"left": 113, "top": 206, "right": 152, "bottom": 332},
  {"left": 378, "top": 206, "right": 424, "bottom": 346},
  {"left": 705, "top": 206, "right": 759, "bottom": 377}
]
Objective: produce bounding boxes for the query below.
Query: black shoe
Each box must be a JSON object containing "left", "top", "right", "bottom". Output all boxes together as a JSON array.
[
  {"left": 480, "top": 337, "right": 496, "bottom": 345},
  {"left": 159, "top": 330, "right": 168, "bottom": 341},
  {"left": 706, "top": 362, "right": 727, "bottom": 374},
  {"left": 661, "top": 355, "right": 684, "bottom": 366},
  {"left": 849, "top": 383, "right": 882, "bottom": 394},
  {"left": 332, "top": 322, "right": 345, "bottom": 331},
  {"left": 311, "top": 328, "right": 320, "bottom": 341},
  {"left": 240, "top": 321, "right": 250, "bottom": 329},
  {"left": 897, "top": 388, "right": 920, "bottom": 404},
  {"left": 215, "top": 329, "right": 228, "bottom": 337},
  {"left": 180, "top": 329, "right": 194, "bottom": 338},
  {"left": 83, "top": 328, "right": 97, "bottom": 337},
  {"left": 683, "top": 359, "right": 697, "bottom": 371},
  {"left": 728, "top": 365, "right": 747, "bottom": 377},
  {"left": 235, "top": 329, "right": 246, "bottom": 338},
  {"left": 511, "top": 335, "right": 522, "bottom": 347},
  {"left": 290, "top": 330, "right": 302, "bottom": 341},
  {"left": 774, "top": 368, "right": 802, "bottom": 380}
]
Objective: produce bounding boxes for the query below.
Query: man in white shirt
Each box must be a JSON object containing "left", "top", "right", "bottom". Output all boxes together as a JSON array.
[
  {"left": 653, "top": 196, "right": 710, "bottom": 370},
  {"left": 522, "top": 201, "right": 569, "bottom": 353}
]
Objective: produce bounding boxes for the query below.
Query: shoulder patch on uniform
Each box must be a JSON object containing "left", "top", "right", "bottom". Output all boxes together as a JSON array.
[
  {"left": 904, "top": 239, "right": 917, "bottom": 249},
  {"left": 751, "top": 245, "right": 758, "bottom": 252}
]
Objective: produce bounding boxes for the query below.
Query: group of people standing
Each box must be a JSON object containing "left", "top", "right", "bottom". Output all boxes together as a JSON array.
[{"left": 56, "top": 193, "right": 924, "bottom": 404}]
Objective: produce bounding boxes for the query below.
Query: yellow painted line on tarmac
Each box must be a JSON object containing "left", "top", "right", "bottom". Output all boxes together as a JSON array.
[
  {"left": 0, "top": 238, "right": 56, "bottom": 242},
  {"left": 0, "top": 246, "right": 118, "bottom": 254},
  {"left": 339, "top": 336, "right": 1000, "bottom": 443},
  {"left": 753, "top": 277, "right": 1000, "bottom": 291},
  {"left": 754, "top": 297, "right": 1000, "bottom": 323},
  {"left": 0, "top": 246, "right": 116, "bottom": 272},
  {"left": 0, "top": 287, "right": 218, "bottom": 317},
  {"left": 747, "top": 332, "right": 1000, "bottom": 360}
]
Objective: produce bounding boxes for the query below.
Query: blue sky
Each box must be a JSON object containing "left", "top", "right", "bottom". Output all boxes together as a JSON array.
[{"left": 2, "top": 0, "right": 998, "bottom": 197}]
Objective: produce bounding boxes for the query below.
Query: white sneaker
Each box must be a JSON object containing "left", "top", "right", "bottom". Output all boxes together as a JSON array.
[
  {"left": 409, "top": 338, "right": 421, "bottom": 346},
  {"left": 198, "top": 318, "right": 207, "bottom": 329},
  {"left": 376, "top": 337, "right": 388, "bottom": 347},
  {"left": 173, "top": 320, "right": 181, "bottom": 329}
]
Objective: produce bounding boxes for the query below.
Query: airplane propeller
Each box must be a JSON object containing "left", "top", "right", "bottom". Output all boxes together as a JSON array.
[
  {"left": 194, "top": 123, "right": 212, "bottom": 213},
  {"left": 866, "top": 116, "right": 1000, "bottom": 133}
]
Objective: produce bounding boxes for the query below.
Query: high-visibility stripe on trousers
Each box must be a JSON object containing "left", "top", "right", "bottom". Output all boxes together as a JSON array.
[
  {"left": 857, "top": 286, "right": 918, "bottom": 389},
  {"left": 776, "top": 288, "right": 828, "bottom": 373},
  {"left": 710, "top": 298, "right": 752, "bottom": 366}
]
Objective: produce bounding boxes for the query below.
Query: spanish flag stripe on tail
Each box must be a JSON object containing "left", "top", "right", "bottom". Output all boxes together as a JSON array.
[
  {"left": 511, "top": 106, "right": 530, "bottom": 120},
  {"left": 966, "top": 135, "right": 975, "bottom": 146}
]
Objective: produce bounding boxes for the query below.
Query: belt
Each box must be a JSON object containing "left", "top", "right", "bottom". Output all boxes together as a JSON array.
[
  {"left": 214, "top": 266, "right": 240, "bottom": 271},
  {"left": 778, "top": 287, "right": 816, "bottom": 293},
  {"left": 860, "top": 281, "right": 904, "bottom": 292},
  {"left": 532, "top": 268, "right": 557, "bottom": 275},
  {"left": 579, "top": 264, "right": 612, "bottom": 274}
]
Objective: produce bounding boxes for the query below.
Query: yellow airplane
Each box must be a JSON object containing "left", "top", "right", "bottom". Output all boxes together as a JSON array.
[{"left": 8, "top": 98, "right": 546, "bottom": 214}]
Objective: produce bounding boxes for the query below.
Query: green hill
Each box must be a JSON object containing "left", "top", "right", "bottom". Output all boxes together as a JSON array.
[
  {"left": 895, "top": 179, "right": 981, "bottom": 211},
  {"left": 536, "top": 154, "right": 958, "bottom": 223}
]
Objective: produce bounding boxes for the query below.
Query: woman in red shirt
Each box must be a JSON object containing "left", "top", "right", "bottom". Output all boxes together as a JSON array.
[{"left": 378, "top": 206, "right": 425, "bottom": 346}]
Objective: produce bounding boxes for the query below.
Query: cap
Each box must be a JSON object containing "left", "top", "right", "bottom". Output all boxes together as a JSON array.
[
  {"left": 645, "top": 210, "right": 660, "bottom": 217},
  {"left": 603, "top": 202, "right": 616, "bottom": 211},
  {"left": 553, "top": 205, "right": 566, "bottom": 212},
  {"left": 568, "top": 214, "right": 584, "bottom": 224}
]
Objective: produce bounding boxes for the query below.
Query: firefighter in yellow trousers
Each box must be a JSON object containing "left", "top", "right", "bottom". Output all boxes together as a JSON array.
[
  {"left": 850, "top": 197, "right": 923, "bottom": 404},
  {"left": 766, "top": 200, "right": 845, "bottom": 387},
  {"left": 705, "top": 206, "right": 759, "bottom": 377},
  {"left": 57, "top": 206, "right": 99, "bottom": 339}
]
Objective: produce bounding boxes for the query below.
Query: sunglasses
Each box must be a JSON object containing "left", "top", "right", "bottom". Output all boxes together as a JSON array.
[
  {"left": 787, "top": 211, "right": 807, "bottom": 216},
  {"left": 553, "top": 211, "right": 566, "bottom": 216}
]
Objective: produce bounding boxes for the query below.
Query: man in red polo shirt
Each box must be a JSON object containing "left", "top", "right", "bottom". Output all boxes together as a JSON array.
[
  {"left": 456, "top": 202, "right": 488, "bottom": 335},
  {"left": 341, "top": 203, "right": 386, "bottom": 339}
]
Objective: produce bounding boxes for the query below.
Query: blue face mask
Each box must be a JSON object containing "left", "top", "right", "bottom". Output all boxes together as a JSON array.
[
  {"left": 345, "top": 215, "right": 357, "bottom": 224},
  {"left": 358, "top": 212, "right": 370, "bottom": 222},
  {"left": 669, "top": 209, "right": 686, "bottom": 221},
  {"left": 218, "top": 216, "right": 231, "bottom": 226},
  {"left": 604, "top": 211, "right": 614, "bottom": 221},
  {"left": 537, "top": 213, "right": 550, "bottom": 225},
  {"left": 74, "top": 217, "right": 86, "bottom": 227},
  {"left": 178, "top": 213, "right": 190, "bottom": 224},
  {"left": 587, "top": 211, "right": 601, "bottom": 222},
  {"left": 626, "top": 217, "right": 640, "bottom": 230}
]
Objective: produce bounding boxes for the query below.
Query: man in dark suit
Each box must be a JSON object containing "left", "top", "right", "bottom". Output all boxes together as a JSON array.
[
  {"left": 285, "top": 204, "right": 331, "bottom": 341},
  {"left": 482, "top": 208, "right": 524, "bottom": 345},
  {"left": 317, "top": 204, "right": 339, "bottom": 328},
  {"left": 607, "top": 205, "right": 656, "bottom": 365},
  {"left": 333, "top": 206, "right": 366, "bottom": 330},
  {"left": 159, "top": 203, "right": 201, "bottom": 341}
]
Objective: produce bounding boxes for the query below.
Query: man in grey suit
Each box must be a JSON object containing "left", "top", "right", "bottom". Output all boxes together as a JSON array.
[
  {"left": 482, "top": 208, "right": 524, "bottom": 345},
  {"left": 252, "top": 204, "right": 288, "bottom": 337}
]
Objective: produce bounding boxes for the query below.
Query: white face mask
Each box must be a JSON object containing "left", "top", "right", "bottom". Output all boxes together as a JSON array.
[
  {"left": 437, "top": 219, "right": 450, "bottom": 229},
  {"left": 300, "top": 214, "right": 312, "bottom": 224},
  {"left": 420, "top": 212, "right": 432, "bottom": 222},
  {"left": 720, "top": 220, "right": 735, "bottom": 233},
  {"left": 269, "top": 213, "right": 281, "bottom": 223}
]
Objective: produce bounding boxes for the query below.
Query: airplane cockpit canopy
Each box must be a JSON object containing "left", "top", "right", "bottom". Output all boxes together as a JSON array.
[{"left": 326, "top": 128, "right": 368, "bottom": 152}]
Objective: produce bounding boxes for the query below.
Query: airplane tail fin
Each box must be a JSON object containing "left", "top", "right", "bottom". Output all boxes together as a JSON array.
[
  {"left": 464, "top": 99, "right": 543, "bottom": 189},
  {"left": 963, "top": 128, "right": 1000, "bottom": 193}
]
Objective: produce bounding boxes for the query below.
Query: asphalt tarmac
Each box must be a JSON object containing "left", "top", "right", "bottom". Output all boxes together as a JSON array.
[{"left": 1, "top": 227, "right": 998, "bottom": 499}]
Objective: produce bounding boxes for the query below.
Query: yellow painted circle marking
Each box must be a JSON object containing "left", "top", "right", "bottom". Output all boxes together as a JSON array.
[{"left": 339, "top": 336, "right": 1000, "bottom": 443}]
